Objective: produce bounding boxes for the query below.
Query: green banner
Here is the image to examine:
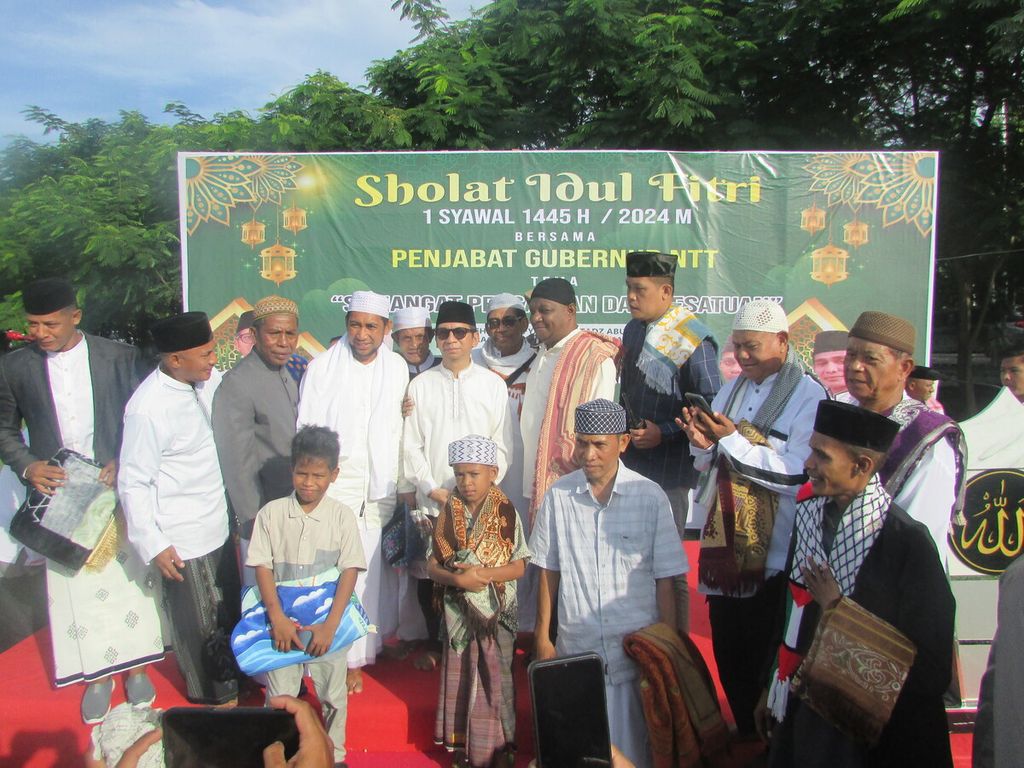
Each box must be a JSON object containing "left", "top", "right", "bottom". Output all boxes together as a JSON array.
[{"left": 178, "top": 151, "right": 937, "bottom": 368}]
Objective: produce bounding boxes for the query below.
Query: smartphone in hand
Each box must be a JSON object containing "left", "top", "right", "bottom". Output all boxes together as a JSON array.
[
  {"left": 684, "top": 392, "right": 715, "bottom": 417},
  {"left": 529, "top": 652, "right": 612, "bottom": 768},
  {"left": 162, "top": 707, "right": 299, "bottom": 768}
]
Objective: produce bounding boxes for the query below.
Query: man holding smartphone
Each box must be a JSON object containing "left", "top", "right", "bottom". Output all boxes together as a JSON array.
[
  {"left": 530, "top": 399, "right": 687, "bottom": 766},
  {"left": 680, "top": 299, "right": 827, "bottom": 739},
  {"left": 620, "top": 250, "right": 720, "bottom": 633}
]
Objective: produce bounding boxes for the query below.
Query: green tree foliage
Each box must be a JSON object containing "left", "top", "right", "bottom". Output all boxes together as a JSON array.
[{"left": 1, "top": 0, "right": 1021, "bottom": 414}]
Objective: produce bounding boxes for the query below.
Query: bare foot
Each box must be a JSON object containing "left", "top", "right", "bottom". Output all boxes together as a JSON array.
[
  {"left": 346, "top": 668, "right": 363, "bottom": 694},
  {"left": 413, "top": 650, "right": 441, "bottom": 671}
]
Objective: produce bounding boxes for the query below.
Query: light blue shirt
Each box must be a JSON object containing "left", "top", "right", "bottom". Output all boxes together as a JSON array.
[{"left": 529, "top": 461, "right": 688, "bottom": 683}]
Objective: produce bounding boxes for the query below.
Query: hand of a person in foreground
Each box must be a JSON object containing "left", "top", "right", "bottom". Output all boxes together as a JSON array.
[
  {"left": 153, "top": 546, "right": 185, "bottom": 582},
  {"left": 99, "top": 459, "right": 118, "bottom": 487},
  {"left": 263, "top": 695, "right": 334, "bottom": 768},
  {"left": 534, "top": 636, "right": 556, "bottom": 661},
  {"left": 24, "top": 460, "right": 66, "bottom": 496},
  {"left": 114, "top": 728, "right": 162, "bottom": 768}
]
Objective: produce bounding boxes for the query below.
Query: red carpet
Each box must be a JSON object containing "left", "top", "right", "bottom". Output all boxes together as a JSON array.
[{"left": 0, "top": 543, "right": 972, "bottom": 767}]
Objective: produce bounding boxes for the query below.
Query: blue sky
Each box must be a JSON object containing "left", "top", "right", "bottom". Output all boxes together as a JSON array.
[{"left": 0, "top": 0, "right": 478, "bottom": 143}]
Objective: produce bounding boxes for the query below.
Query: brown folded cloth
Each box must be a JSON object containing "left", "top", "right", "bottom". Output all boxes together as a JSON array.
[{"left": 624, "top": 622, "right": 730, "bottom": 768}]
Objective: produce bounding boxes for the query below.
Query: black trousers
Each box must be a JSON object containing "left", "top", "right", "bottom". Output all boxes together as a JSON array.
[
  {"left": 706, "top": 572, "right": 786, "bottom": 735},
  {"left": 163, "top": 541, "right": 241, "bottom": 704},
  {"left": 416, "top": 576, "right": 442, "bottom": 651}
]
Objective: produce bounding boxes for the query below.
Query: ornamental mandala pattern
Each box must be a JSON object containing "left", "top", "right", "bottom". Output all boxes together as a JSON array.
[
  {"left": 804, "top": 153, "right": 936, "bottom": 237},
  {"left": 184, "top": 155, "right": 304, "bottom": 235}
]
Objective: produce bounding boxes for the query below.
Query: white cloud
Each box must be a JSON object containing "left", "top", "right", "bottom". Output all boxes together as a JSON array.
[
  {"left": 291, "top": 587, "right": 327, "bottom": 608},
  {"left": 314, "top": 597, "right": 334, "bottom": 616},
  {"left": 232, "top": 627, "right": 263, "bottom": 646},
  {"left": 0, "top": 0, "right": 481, "bottom": 142}
]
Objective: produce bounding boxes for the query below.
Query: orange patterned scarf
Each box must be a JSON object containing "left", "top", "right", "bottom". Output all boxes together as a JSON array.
[{"left": 529, "top": 330, "right": 619, "bottom": 521}]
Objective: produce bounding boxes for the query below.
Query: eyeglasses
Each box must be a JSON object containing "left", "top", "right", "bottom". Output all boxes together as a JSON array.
[
  {"left": 435, "top": 327, "right": 474, "bottom": 341},
  {"left": 486, "top": 315, "right": 522, "bottom": 330}
]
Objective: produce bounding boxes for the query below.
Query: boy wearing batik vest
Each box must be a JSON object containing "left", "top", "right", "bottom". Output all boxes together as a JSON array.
[{"left": 428, "top": 435, "right": 530, "bottom": 768}]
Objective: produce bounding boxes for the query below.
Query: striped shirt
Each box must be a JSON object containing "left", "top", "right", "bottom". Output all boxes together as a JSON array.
[{"left": 529, "top": 462, "right": 688, "bottom": 683}]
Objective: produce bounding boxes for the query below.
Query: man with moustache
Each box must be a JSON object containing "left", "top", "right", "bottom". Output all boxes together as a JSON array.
[
  {"left": 812, "top": 331, "right": 848, "bottom": 396},
  {"left": 681, "top": 299, "right": 827, "bottom": 737},
  {"left": 297, "top": 290, "right": 407, "bottom": 692},
  {"left": 472, "top": 293, "right": 537, "bottom": 628},
  {"left": 403, "top": 300, "right": 513, "bottom": 516},
  {"left": 620, "top": 251, "right": 720, "bottom": 632},
  {"left": 0, "top": 277, "right": 162, "bottom": 723},
  {"left": 758, "top": 401, "right": 954, "bottom": 768},
  {"left": 213, "top": 296, "right": 301, "bottom": 587},
  {"left": 841, "top": 311, "right": 966, "bottom": 557},
  {"left": 530, "top": 399, "right": 687, "bottom": 766},
  {"left": 520, "top": 278, "right": 618, "bottom": 521},
  {"left": 119, "top": 311, "right": 240, "bottom": 705},
  {"left": 393, "top": 306, "right": 441, "bottom": 378}
]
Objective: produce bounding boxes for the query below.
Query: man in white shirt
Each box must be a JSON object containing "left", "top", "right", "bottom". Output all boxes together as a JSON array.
[
  {"left": 520, "top": 278, "right": 618, "bottom": 522},
  {"left": 297, "top": 290, "right": 407, "bottom": 693},
  {"left": 403, "top": 300, "right": 513, "bottom": 512},
  {"left": 841, "top": 311, "right": 966, "bottom": 557},
  {"left": 472, "top": 293, "right": 538, "bottom": 630},
  {"left": 393, "top": 306, "right": 441, "bottom": 379},
  {"left": 119, "top": 311, "right": 240, "bottom": 705},
  {"left": 0, "top": 278, "right": 162, "bottom": 723},
  {"left": 681, "top": 299, "right": 827, "bottom": 737},
  {"left": 530, "top": 399, "right": 687, "bottom": 766}
]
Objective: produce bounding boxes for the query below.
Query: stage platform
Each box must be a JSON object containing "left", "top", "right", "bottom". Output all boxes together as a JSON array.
[{"left": 0, "top": 545, "right": 973, "bottom": 767}]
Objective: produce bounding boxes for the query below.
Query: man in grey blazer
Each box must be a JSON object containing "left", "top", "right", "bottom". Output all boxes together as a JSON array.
[
  {"left": 0, "top": 278, "right": 164, "bottom": 723},
  {"left": 212, "top": 295, "right": 300, "bottom": 586}
]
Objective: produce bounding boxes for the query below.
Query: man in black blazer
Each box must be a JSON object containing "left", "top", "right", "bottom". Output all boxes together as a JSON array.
[{"left": 0, "top": 278, "right": 164, "bottom": 724}]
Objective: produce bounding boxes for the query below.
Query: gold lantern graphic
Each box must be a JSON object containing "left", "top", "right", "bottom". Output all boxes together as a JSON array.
[
  {"left": 283, "top": 204, "right": 307, "bottom": 235},
  {"left": 800, "top": 203, "right": 826, "bottom": 234},
  {"left": 259, "top": 241, "right": 297, "bottom": 285},
  {"left": 241, "top": 217, "right": 266, "bottom": 248},
  {"left": 843, "top": 218, "right": 869, "bottom": 248},
  {"left": 810, "top": 242, "right": 849, "bottom": 287}
]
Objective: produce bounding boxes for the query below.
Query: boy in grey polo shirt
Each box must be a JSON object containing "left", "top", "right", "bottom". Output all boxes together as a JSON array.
[{"left": 247, "top": 426, "right": 366, "bottom": 768}]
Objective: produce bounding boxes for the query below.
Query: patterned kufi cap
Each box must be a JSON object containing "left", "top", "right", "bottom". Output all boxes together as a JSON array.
[
  {"left": 349, "top": 290, "right": 391, "bottom": 319},
  {"left": 732, "top": 299, "right": 788, "bottom": 334},
  {"left": 393, "top": 306, "right": 431, "bottom": 331},
  {"left": 574, "top": 399, "right": 627, "bottom": 435},
  {"left": 849, "top": 311, "right": 916, "bottom": 355},
  {"left": 252, "top": 295, "right": 298, "bottom": 321},
  {"left": 448, "top": 435, "right": 499, "bottom": 467},
  {"left": 486, "top": 293, "right": 527, "bottom": 314}
]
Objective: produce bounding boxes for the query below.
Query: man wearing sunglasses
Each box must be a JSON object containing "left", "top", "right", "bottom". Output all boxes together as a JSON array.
[
  {"left": 472, "top": 293, "right": 538, "bottom": 629},
  {"left": 403, "top": 300, "right": 514, "bottom": 517}
]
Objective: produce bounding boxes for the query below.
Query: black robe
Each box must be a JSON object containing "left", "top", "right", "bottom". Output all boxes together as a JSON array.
[{"left": 768, "top": 506, "right": 955, "bottom": 768}]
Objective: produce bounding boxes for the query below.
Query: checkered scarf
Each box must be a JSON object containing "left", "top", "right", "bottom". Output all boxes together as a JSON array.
[
  {"left": 768, "top": 477, "right": 891, "bottom": 720},
  {"left": 790, "top": 476, "right": 891, "bottom": 594}
]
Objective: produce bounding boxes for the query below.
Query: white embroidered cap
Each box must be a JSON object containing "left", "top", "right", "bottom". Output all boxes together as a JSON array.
[
  {"left": 733, "top": 299, "right": 788, "bottom": 334},
  {"left": 393, "top": 306, "right": 431, "bottom": 331},
  {"left": 447, "top": 435, "right": 499, "bottom": 467},
  {"left": 486, "top": 293, "right": 527, "bottom": 314},
  {"left": 349, "top": 290, "right": 391, "bottom": 319}
]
